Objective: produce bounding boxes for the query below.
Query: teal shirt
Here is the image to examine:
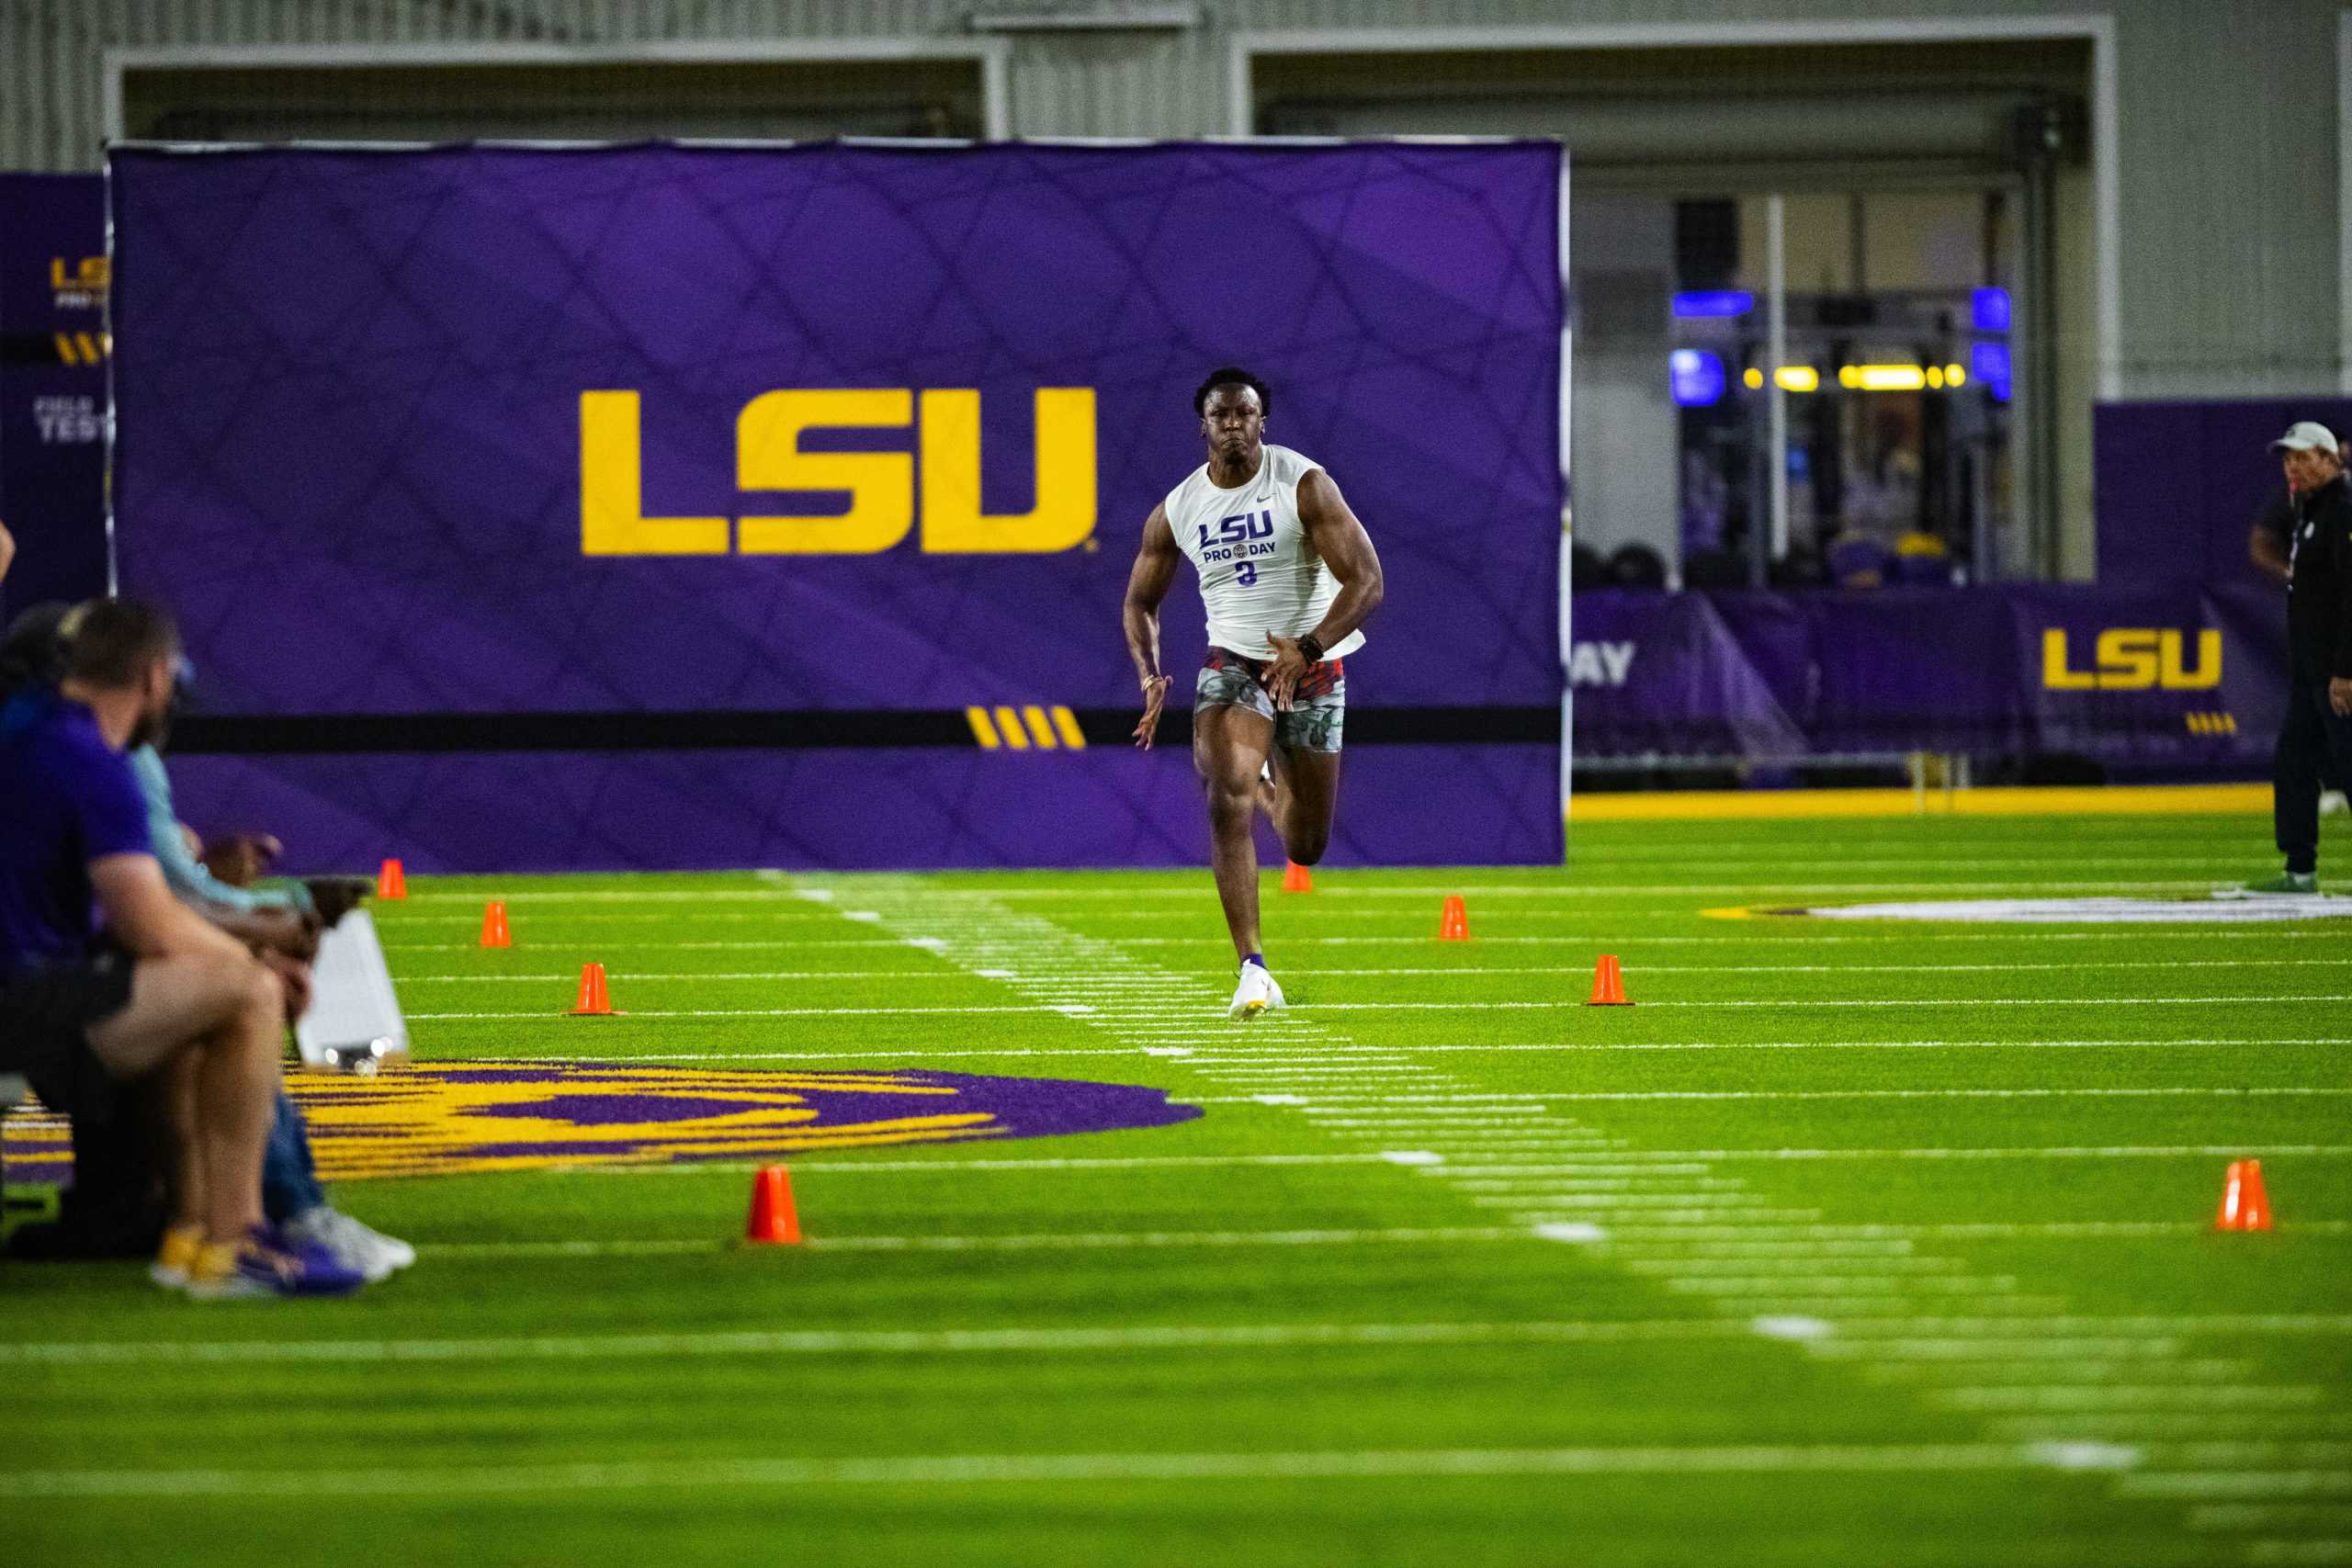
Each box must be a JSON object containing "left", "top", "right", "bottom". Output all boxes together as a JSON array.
[{"left": 129, "top": 745, "right": 305, "bottom": 915}]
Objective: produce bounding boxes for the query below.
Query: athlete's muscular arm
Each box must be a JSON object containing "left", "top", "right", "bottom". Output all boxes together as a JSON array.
[
  {"left": 1264, "top": 468, "right": 1385, "bottom": 712},
  {"left": 1124, "top": 502, "right": 1182, "bottom": 750}
]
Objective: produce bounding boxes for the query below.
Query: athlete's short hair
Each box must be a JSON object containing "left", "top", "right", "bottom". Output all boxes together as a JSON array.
[{"left": 1194, "top": 367, "right": 1272, "bottom": 418}]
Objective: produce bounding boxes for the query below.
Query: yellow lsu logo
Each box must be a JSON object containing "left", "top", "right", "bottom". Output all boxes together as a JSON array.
[
  {"left": 49, "top": 255, "right": 107, "bottom": 294},
  {"left": 2041, "top": 628, "right": 2221, "bottom": 691},
  {"left": 580, "top": 388, "right": 1095, "bottom": 556}
]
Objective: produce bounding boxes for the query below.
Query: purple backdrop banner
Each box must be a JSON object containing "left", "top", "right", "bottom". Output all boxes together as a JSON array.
[
  {"left": 0, "top": 174, "right": 110, "bottom": 620},
  {"left": 2094, "top": 398, "right": 2352, "bottom": 592},
  {"left": 109, "top": 143, "right": 1566, "bottom": 872},
  {"left": 1573, "top": 584, "right": 2289, "bottom": 767}
]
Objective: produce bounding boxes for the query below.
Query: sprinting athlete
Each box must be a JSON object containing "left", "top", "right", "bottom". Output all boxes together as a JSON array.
[{"left": 1123, "top": 367, "right": 1385, "bottom": 1020}]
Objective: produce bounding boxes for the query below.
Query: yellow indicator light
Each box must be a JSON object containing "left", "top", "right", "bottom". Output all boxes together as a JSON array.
[
  {"left": 1945, "top": 363, "right": 1967, "bottom": 386},
  {"left": 1773, "top": 367, "right": 1819, "bottom": 393},
  {"left": 1847, "top": 365, "right": 1928, "bottom": 391}
]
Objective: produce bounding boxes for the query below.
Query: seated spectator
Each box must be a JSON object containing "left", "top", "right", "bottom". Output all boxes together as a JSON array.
[
  {"left": 1890, "top": 530, "right": 1956, "bottom": 586},
  {"left": 0, "top": 600, "right": 360, "bottom": 1298},
  {"left": 1606, "top": 543, "right": 1669, "bottom": 591},
  {"left": 129, "top": 725, "right": 412, "bottom": 1281},
  {"left": 1826, "top": 532, "right": 1896, "bottom": 589}
]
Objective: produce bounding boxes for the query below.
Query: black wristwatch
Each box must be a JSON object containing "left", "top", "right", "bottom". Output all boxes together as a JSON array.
[{"left": 1294, "top": 633, "right": 1325, "bottom": 665}]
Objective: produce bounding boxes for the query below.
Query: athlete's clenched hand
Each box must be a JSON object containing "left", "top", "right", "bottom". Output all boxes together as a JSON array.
[
  {"left": 1134, "top": 673, "right": 1173, "bottom": 749},
  {"left": 1263, "top": 634, "right": 1309, "bottom": 712}
]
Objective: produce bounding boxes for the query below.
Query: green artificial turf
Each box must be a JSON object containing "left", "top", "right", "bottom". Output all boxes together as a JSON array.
[{"left": 4, "top": 811, "right": 2347, "bottom": 1566}]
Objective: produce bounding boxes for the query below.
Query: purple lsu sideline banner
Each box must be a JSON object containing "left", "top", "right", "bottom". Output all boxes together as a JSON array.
[
  {"left": 108, "top": 143, "right": 1566, "bottom": 872},
  {"left": 1572, "top": 583, "right": 2290, "bottom": 767},
  {"left": 0, "top": 175, "right": 111, "bottom": 620}
]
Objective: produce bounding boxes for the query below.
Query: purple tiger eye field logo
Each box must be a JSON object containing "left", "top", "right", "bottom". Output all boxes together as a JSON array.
[{"left": 0, "top": 1062, "right": 1202, "bottom": 1185}]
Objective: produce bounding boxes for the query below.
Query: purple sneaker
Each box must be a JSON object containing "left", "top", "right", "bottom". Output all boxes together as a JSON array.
[{"left": 186, "top": 1224, "right": 367, "bottom": 1300}]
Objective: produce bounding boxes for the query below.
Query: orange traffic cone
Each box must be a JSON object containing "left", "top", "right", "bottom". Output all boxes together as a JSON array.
[
  {"left": 1588, "top": 953, "right": 1632, "bottom": 1006},
  {"left": 1438, "top": 895, "right": 1469, "bottom": 942},
  {"left": 376, "top": 858, "right": 406, "bottom": 899},
  {"left": 570, "top": 962, "right": 613, "bottom": 1016},
  {"left": 2215, "top": 1159, "right": 2273, "bottom": 1232},
  {"left": 745, "top": 1165, "right": 802, "bottom": 1245},
  {"left": 480, "top": 901, "right": 511, "bottom": 949},
  {"left": 1283, "top": 862, "right": 1314, "bottom": 893}
]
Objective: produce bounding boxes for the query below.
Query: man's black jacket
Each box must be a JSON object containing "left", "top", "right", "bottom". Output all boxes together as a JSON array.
[{"left": 2285, "top": 473, "right": 2352, "bottom": 682}]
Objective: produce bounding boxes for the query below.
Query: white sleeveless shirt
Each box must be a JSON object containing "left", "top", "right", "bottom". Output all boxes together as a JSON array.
[{"left": 1163, "top": 443, "right": 1365, "bottom": 662}]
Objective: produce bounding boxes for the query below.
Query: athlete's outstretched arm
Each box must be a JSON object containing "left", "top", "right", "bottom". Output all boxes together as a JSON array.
[
  {"left": 1265, "top": 469, "right": 1385, "bottom": 711},
  {"left": 1123, "top": 502, "right": 1182, "bottom": 750}
]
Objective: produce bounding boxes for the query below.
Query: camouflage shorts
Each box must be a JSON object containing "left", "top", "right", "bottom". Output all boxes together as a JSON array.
[{"left": 1195, "top": 647, "right": 1346, "bottom": 753}]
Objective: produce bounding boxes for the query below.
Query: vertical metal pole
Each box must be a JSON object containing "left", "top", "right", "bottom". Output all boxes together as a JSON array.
[{"left": 1767, "top": 194, "right": 1790, "bottom": 570}]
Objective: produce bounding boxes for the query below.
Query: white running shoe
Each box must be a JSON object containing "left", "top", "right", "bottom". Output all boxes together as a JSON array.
[
  {"left": 283, "top": 1206, "right": 417, "bottom": 1283},
  {"left": 1227, "top": 960, "right": 1285, "bottom": 1021}
]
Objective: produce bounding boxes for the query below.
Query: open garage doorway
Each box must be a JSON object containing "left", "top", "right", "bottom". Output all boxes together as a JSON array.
[{"left": 1243, "top": 28, "right": 2103, "bottom": 587}]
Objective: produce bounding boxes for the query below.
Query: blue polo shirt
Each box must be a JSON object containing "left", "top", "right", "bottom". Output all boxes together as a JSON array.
[{"left": 0, "top": 687, "right": 153, "bottom": 980}]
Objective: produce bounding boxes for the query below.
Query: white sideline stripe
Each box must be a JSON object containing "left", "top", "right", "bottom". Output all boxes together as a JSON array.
[
  {"left": 390, "top": 881, "right": 2242, "bottom": 901},
  {"left": 2124, "top": 1472, "right": 2352, "bottom": 1500},
  {"left": 623, "top": 1047, "right": 1160, "bottom": 1063},
  {"left": 1278, "top": 959, "right": 2352, "bottom": 976},
  {"left": 1335, "top": 1088, "right": 2352, "bottom": 1104},
  {"left": 0, "top": 1317, "right": 1770, "bottom": 1367},
  {"left": 0, "top": 1442, "right": 2145, "bottom": 1499},
  {"left": 1113, "top": 931, "right": 2352, "bottom": 946},
  {"left": 1935, "top": 1386, "right": 2326, "bottom": 1411},
  {"left": 1374, "top": 1038, "right": 2352, "bottom": 1055},
  {"left": 382, "top": 939, "right": 921, "bottom": 952},
  {"left": 423, "top": 1227, "right": 1536, "bottom": 1259},
  {"left": 581, "top": 1153, "right": 1415, "bottom": 1176},
  {"left": 1286, "top": 996, "right": 2352, "bottom": 1012},
  {"left": 1608, "top": 1145, "right": 2352, "bottom": 1162},
  {"left": 1547, "top": 855, "right": 2256, "bottom": 868},
  {"left": 405, "top": 1004, "right": 1094, "bottom": 1020},
  {"left": 1611, "top": 1222, "right": 2352, "bottom": 1241},
  {"left": 30, "top": 1310, "right": 2314, "bottom": 1371},
  {"left": 378, "top": 930, "right": 2349, "bottom": 953},
  {"left": 399, "top": 971, "right": 1003, "bottom": 984}
]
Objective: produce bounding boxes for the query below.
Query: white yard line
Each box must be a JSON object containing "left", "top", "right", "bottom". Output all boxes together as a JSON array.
[
  {"left": 1284, "top": 996, "right": 2352, "bottom": 1012},
  {"left": 1113, "top": 931, "right": 2352, "bottom": 946},
  {"left": 0, "top": 1316, "right": 1781, "bottom": 1367},
  {"left": 0, "top": 1442, "right": 2153, "bottom": 1501},
  {"left": 1369, "top": 1039, "right": 2352, "bottom": 1055},
  {"left": 1259, "top": 1088, "right": 2352, "bottom": 1104},
  {"left": 376, "top": 930, "right": 2352, "bottom": 953},
  {"left": 1283, "top": 959, "right": 2352, "bottom": 976},
  {"left": 389, "top": 1228, "right": 1529, "bottom": 1260},
  {"left": 735, "top": 875, "right": 2345, "bottom": 1556},
  {"left": 574, "top": 1152, "right": 1438, "bottom": 1177},
  {"left": 1598, "top": 1145, "right": 2352, "bottom": 1162},
  {"left": 395, "top": 881, "right": 2238, "bottom": 901},
  {"left": 389, "top": 957, "right": 2352, "bottom": 985},
  {"left": 404, "top": 1005, "right": 1088, "bottom": 1021}
]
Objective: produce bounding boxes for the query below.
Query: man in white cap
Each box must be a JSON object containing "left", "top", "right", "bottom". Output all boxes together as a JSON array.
[{"left": 2249, "top": 421, "right": 2352, "bottom": 892}]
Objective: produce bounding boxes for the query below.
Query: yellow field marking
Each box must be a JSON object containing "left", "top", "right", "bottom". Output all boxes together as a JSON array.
[{"left": 1571, "top": 784, "right": 2269, "bottom": 822}]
